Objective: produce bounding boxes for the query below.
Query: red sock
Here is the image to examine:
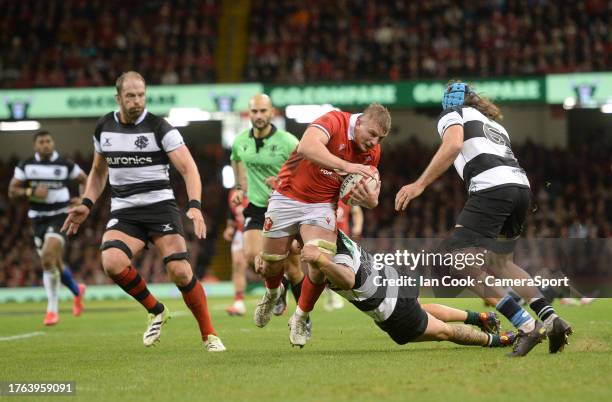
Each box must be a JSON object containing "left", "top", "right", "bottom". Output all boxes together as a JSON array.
[
  {"left": 110, "top": 266, "right": 163, "bottom": 314},
  {"left": 178, "top": 276, "right": 216, "bottom": 340},
  {"left": 235, "top": 291, "right": 244, "bottom": 301},
  {"left": 264, "top": 271, "right": 284, "bottom": 289},
  {"left": 298, "top": 275, "right": 326, "bottom": 313}
]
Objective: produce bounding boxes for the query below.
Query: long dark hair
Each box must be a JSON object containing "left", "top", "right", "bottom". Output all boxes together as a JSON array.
[{"left": 464, "top": 92, "right": 503, "bottom": 121}]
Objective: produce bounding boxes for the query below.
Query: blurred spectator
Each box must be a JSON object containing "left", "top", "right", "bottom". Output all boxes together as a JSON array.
[
  {"left": 246, "top": 0, "right": 610, "bottom": 82},
  {"left": 0, "top": 0, "right": 219, "bottom": 88},
  {"left": 1, "top": 1, "right": 609, "bottom": 88}
]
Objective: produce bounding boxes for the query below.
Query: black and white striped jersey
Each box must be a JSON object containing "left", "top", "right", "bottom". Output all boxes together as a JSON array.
[
  {"left": 437, "top": 106, "right": 530, "bottom": 193},
  {"left": 93, "top": 109, "right": 185, "bottom": 211},
  {"left": 13, "top": 151, "right": 83, "bottom": 219},
  {"left": 331, "top": 231, "right": 418, "bottom": 323}
]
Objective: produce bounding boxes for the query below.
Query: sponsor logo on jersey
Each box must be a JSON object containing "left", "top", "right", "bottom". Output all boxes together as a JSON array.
[
  {"left": 103, "top": 138, "right": 112, "bottom": 147},
  {"left": 29, "top": 180, "right": 65, "bottom": 189},
  {"left": 105, "top": 156, "right": 153, "bottom": 165},
  {"left": 106, "top": 218, "right": 119, "bottom": 228},
  {"left": 482, "top": 123, "right": 508, "bottom": 146},
  {"left": 320, "top": 168, "right": 334, "bottom": 176},
  {"left": 161, "top": 223, "right": 173, "bottom": 232}
]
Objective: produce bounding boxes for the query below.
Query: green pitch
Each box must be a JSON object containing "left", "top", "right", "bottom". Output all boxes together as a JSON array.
[{"left": 1, "top": 297, "right": 611, "bottom": 402}]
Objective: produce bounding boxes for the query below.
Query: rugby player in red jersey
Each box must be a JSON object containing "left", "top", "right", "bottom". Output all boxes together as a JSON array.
[{"left": 253, "top": 103, "right": 391, "bottom": 347}]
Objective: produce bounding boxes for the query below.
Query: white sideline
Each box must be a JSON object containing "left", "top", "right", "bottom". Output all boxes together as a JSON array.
[{"left": 0, "top": 332, "right": 46, "bottom": 342}]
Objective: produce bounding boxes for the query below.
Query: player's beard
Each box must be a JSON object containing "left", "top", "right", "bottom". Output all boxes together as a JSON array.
[
  {"left": 128, "top": 107, "right": 143, "bottom": 119},
  {"left": 252, "top": 118, "right": 270, "bottom": 131},
  {"left": 38, "top": 148, "right": 53, "bottom": 159},
  {"left": 127, "top": 107, "right": 143, "bottom": 120}
]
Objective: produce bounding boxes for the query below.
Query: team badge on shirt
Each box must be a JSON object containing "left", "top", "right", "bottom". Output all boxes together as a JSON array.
[{"left": 134, "top": 135, "right": 149, "bottom": 149}]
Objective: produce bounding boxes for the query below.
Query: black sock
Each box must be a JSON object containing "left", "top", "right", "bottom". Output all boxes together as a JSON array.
[
  {"left": 290, "top": 277, "right": 304, "bottom": 303},
  {"left": 529, "top": 297, "right": 556, "bottom": 322}
]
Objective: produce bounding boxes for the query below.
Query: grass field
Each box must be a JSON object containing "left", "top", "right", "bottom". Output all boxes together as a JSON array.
[{"left": 1, "top": 296, "right": 611, "bottom": 402}]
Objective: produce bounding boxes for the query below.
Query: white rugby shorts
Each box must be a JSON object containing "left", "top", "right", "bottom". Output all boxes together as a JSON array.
[{"left": 263, "top": 191, "right": 336, "bottom": 238}]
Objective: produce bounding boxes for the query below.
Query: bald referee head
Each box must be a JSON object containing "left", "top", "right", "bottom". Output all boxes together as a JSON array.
[{"left": 248, "top": 93, "right": 274, "bottom": 132}]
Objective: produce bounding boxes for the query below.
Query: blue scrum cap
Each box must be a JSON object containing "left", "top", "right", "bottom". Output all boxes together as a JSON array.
[{"left": 442, "top": 82, "right": 475, "bottom": 110}]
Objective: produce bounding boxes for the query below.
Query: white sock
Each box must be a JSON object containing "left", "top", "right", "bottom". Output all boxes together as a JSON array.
[
  {"left": 543, "top": 313, "right": 559, "bottom": 331},
  {"left": 267, "top": 286, "right": 281, "bottom": 299},
  {"left": 518, "top": 317, "right": 536, "bottom": 333},
  {"left": 295, "top": 306, "right": 309, "bottom": 318},
  {"left": 43, "top": 269, "right": 60, "bottom": 313}
]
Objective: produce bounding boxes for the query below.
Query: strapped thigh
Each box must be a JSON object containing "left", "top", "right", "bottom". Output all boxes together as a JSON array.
[
  {"left": 100, "top": 239, "right": 133, "bottom": 259},
  {"left": 163, "top": 252, "right": 189, "bottom": 265}
]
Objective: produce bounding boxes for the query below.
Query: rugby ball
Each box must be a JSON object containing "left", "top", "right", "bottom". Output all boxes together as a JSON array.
[{"left": 339, "top": 166, "right": 380, "bottom": 206}]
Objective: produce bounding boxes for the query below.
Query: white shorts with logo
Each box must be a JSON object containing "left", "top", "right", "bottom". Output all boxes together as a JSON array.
[
  {"left": 263, "top": 191, "right": 337, "bottom": 238},
  {"left": 231, "top": 230, "right": 244, "bottom": 252}
]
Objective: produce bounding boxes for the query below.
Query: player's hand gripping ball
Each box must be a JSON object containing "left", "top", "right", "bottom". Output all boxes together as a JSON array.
[{"left": 339, "top": 166, "right": 380, "bottom": 206}]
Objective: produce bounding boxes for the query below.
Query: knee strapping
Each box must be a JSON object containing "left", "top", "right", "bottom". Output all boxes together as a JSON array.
[
  {"left": 163, "top": 252, "right": 189, "bottom": 265},
  {"left": 100, "top": 240, "right": 133, "bottom": 259},
  {"left": 305, "top": 238, "right": 337, "bottom": 255},
  {"left": 260, "top": 251, "right": 289, "bottom": 262}
]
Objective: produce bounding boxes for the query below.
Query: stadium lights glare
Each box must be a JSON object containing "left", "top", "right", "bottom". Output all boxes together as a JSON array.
[
  {"left": 285, "top": 104, "right": 338, "bottom": 123},
  {"left": 0, "top": 120, "right": 41, "bottom": 131},
  {"left": 222, "top": 165, "right": 235, "bottom": 189},
  {"left": 166, "top": 107, "right": 211, "bottom": 127},
  {"left": 562, "top": 97, "right": 576, "bottom": 110},
  {"left": 600, "top": 104, "right": 612, "bottom": 114}
]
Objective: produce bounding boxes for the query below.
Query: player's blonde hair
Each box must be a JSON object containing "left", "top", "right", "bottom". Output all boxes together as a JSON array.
[
  {"left": 116, "top": 71, "right": 146, "bottom": 95},
  {"left": 362, "top": 103, "right": 392, "bottom": 135}
]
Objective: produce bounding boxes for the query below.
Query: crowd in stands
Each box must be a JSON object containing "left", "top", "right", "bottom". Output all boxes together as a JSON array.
[
  {"left": 1, "top": 138, "right": 610, "bottom": 287},
  {"left": 0, "top": 0, "right": 219, "bottom": 89},
  {"left": 1, "top": 0, "right": 609, "bottom": 88},
  {"left": 247, "top": 0, "right": 610, "bottom": 83}
]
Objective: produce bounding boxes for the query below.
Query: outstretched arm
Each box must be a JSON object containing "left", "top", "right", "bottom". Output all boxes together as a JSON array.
[
  {"left": 168, "top": 145, "right": 206, "bottom": 239},
  {"left": 395, "top": 125, "right": 464, "bottom": 211},
  {"left": 300, "top": 244, "right": 355, "bottom": 290},
  {"left": 62, "top": 152, "right": 108, "bottom": 235}
]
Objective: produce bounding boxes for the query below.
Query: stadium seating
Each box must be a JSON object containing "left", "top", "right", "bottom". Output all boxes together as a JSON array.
[
  {"left": 245, "top": 0, "right": 610, "bottom": 82},
  {"left": 1, "top": 0, "right": 609, "bottom": 88},
  {"left": 0, "top": 0, "right": 219, "bottom": 88}
]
